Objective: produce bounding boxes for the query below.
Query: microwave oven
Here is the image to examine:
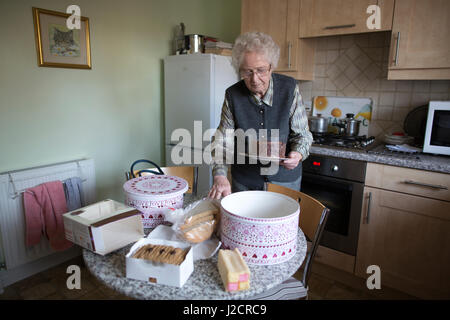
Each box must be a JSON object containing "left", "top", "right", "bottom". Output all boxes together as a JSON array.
[{"left": 423, "top": 101, "right": 450, "bottom": 156}]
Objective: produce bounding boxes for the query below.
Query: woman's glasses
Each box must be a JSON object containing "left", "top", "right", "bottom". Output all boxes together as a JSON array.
[{"left": 240, "top": 65, "right": 271, "bottom": 79}]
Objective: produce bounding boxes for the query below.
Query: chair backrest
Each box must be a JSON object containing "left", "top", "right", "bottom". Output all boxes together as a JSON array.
[
  {"left": 265, "top": 183, "right": 330, "bottom": 289},
  {"left": 126, "top": 166, "right": 198, "bottom": 196}
]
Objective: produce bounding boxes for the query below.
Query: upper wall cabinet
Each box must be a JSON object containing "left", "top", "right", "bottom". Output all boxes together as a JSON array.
[
  {"left": 387, "top": 0, "right": 450, "bottom": 80},
  {"left": 241, "top": 0, "right": 315, "bottom": 80},
  {"left": 299, "top": 0, "right": 394, "bottom": 38}
]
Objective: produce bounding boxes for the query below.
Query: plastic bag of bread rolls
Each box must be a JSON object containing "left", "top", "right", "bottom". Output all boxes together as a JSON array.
[{"left": 166, "top": 198, "right": 220, "bottom": 244}]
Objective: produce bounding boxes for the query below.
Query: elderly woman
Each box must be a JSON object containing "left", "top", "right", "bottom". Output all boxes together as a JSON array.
[{"left": 208, "top": 32, "right": 313, "bottom": 200}]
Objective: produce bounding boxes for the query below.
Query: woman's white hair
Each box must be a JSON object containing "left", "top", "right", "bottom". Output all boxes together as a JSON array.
[{"left": 231, "top": 32, "right": 280, "bottom": 72}]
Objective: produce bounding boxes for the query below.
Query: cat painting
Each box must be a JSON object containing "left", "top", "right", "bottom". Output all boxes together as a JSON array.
[{"left": 49, "top": 25, "right": 80, "bottom": 57}]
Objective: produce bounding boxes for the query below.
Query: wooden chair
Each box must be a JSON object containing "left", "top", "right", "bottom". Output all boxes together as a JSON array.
[
  {"left": 249, "top": 183, "right": 330, "bottom": 300},
  {"left": 125, "top": 160, "right": 198, "bottom": 197}
]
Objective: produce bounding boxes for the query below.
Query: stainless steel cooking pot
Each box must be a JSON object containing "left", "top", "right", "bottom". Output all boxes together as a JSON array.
[
  {"left": 184, "top": 34, "right": 204, "bottom": 54},
  {"left": 338, "top": 113, "right": 361, "bottom": 136},
  {"left": 308, "top": 114, "right": 329, "bottom": 133}
]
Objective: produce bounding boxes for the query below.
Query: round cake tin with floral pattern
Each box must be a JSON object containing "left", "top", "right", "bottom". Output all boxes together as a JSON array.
[
  {"left": 220, "top": 191, "right": 300, "bottom": 265},
  {"left": 123, "top": 175, "right": 188, "bottom": 229}
]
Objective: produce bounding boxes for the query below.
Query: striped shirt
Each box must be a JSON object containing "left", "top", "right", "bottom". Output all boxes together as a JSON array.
[{"left": 212, "top": 75, "right": 313, "bottom": 177}]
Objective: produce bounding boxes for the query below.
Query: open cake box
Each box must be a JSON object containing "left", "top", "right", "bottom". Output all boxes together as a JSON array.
[
  {"left": 63, "top": 199, "right": 144, "bottom": 255},
  {"left": 125, "top": 238, "right": 194, "bottom": 287}
]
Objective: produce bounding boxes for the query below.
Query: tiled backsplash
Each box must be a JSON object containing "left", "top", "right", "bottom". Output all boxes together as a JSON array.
[{"left": 298, "top": 31, "right": 450, "bottom": 138}]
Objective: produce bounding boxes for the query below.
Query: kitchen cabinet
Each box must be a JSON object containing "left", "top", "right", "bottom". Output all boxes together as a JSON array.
[
  {"left": 365, "top": 163, "right": 450, "bottom": 202},
  {"left": 241, "top": 0, "right": 315, "bottom": 80},
  {"left": 355, "top": 163, "right": 450, "bottom": 299},
  {"left": 387, "top": 0, "right": 450, "bottom": 80},
  {"left": 299, "top": 0, "right": 394, "bottom": 38}
]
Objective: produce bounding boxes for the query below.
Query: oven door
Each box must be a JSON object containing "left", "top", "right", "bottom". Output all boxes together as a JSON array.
[{"left": 301, "top": 172, "right": 364, "bottom": 256}]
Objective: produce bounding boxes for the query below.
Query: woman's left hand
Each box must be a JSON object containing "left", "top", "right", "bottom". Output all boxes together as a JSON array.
[{"left": 280, "top": 151, "right": 302, "bottom": 170}]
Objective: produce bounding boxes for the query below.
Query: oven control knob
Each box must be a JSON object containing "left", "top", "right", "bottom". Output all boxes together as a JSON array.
[{"left": 331, "top": 165, "right": 339, "bottom": 172}]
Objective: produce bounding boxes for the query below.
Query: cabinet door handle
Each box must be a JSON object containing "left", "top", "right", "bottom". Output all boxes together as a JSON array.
[
  {"left": 365, "top": 192, "right": 372, "bottom": 224},
  {"left": 287, "top": 41, "right": 292, "bottom": 69},
  {"left": 324, "top": 24, "right": 356, "bottom": 30},
  {"left": 394, "top": 31, "right": 400, "bottom": 66},
  {"left": 403, "top": 180, "right": 448, "bottom": 190}
]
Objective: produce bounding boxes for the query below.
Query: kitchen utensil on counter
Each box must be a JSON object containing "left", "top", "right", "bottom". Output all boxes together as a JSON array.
[
  {"left": 385, "top": 144, "right": 421, "bottom": 153},
  {"left": 343, "top": 113, "right": 361, "bottom": 136},
  {"left": 384, "top": 133, "right": 414, "bottom": 145},
  {"left": 220, "top": 191, "right": 300, "bottom": 266},
  {"left": 312, "top": 96, "right": 372, "bottom": 136},
  {"left": 333, "top": 113, "right": 361, "bottom": 136},
  {"left": 312, "top": 132, "right": 375, "bottom": 149},
  {"left": 403, "top": 105, "right": 428, "bottom": 146},
  {"left": 123, "top": 160, "right": 188, "bottom": 229},
  {"left": 185, "top": 34, "right": 205, "bottom": 54},
  {"left": 308, "top": 113, "right": 329, "bottom": 133}
]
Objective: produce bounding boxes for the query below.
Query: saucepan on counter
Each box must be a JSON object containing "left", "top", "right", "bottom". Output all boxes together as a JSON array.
[
  {"left": 308, "top": 113, "right": 329, "bottom": 134},
  {"left": 334, "top": 113, "right": 361, "bottom": 136}
]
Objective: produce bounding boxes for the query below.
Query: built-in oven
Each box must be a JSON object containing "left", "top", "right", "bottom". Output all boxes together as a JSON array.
[{"left": 301, "top": 154, "right": 366, "bottom": 256}]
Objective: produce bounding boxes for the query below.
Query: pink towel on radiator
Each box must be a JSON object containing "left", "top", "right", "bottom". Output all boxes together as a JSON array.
[{"left": 23, "top": 181, "right": 73, "bottom": 251}]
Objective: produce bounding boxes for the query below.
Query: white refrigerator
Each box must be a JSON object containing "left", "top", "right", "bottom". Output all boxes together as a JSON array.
[{"left": 164, "top": 54, "right": 238, "bottom": 196}]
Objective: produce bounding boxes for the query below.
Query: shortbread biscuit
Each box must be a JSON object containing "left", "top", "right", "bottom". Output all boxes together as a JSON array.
[
  {"left": 154, "top": 245, "right": 166, "bottom": 261},
  {"left": 166, "top": 248, "right": 179, "bottom": 265},
  {"left": 132, "top": 244, "right": 188, "bottom": 265},
  {"left": 182, "top": 218, "right": 218, "bottom": 243},
  {"left": 181, "top": 210, "right": 218, "bottom": 229},
  {"left": 178, "top": 200, "right": 220, "bottom": 244},
  {"left": 157, "top": 247, "right": 170, "bottom": 262},
  {"left": 177, "top": 248, "right": 188, "bottom": 265},
  {"left": 133, "top": 245, "right": 151, "bottom": 259}
]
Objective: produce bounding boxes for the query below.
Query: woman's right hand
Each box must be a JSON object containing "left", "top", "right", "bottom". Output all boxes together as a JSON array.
[{"left": 208, "top": 175, "right": 231, "bottom": 200}]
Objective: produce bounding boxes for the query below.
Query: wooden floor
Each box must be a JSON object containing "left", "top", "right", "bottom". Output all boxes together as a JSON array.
[{"left": 0, "top": 255, "right": 417, "bottom": 300}]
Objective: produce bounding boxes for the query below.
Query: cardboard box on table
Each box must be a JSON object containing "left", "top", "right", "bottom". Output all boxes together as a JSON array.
[
  {"left": 126, "top": 238, "right": 194, "bottom": 287},
  {"left": 63, "top": 199, "right": 144, "bottom": 255}
]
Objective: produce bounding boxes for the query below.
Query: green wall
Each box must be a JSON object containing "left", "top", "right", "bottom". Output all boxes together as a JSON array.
[{"left": 0, "top": 0, "right": 241, "bottom": 201}]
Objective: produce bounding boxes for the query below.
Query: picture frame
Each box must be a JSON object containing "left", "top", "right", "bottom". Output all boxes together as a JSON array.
[{"left": 32, "top": 7, "right": 91, "bottom": 69}]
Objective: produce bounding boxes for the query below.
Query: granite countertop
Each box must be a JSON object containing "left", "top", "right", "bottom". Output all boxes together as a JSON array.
[
  {"left": 82, "top": 195, "right": 307, "bottom": 300},
  {"left": 310, "top": 142, "right": 450, "bottom": 174},
  {"left": 82, "top": 230, "right": 307, "bottom": 300}
]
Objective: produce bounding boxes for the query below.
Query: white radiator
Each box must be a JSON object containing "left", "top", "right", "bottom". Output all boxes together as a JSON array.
[{"left": 0, "top": 158, "right": 96, "bottom": 290}]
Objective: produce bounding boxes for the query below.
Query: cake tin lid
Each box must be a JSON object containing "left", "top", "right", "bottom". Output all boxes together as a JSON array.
[{"left": 123, "top": 175, "right": 188, "bottom": 198}]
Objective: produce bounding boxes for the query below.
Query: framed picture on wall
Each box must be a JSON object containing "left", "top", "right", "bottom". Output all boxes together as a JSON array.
[{"left": 32, "top": 7, "right": 91, "bottom": 69}]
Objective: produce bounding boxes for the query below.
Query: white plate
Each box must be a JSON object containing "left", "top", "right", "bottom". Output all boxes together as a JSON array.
[{"left": 384, "top": 134, "right": 414, "bottom": 145}]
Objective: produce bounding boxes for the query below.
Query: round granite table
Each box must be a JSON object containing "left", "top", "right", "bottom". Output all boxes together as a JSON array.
[{"left": 83, "top": 228, "right": 307, "bottom": 300}]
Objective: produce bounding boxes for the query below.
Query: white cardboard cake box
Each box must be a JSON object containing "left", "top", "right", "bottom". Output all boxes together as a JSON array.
[
  {"left": 63, "top": 199, "right": 144, "bottom": 255},
  {"left": 125, "top": 238, "right": 194, "bottom": 288}
]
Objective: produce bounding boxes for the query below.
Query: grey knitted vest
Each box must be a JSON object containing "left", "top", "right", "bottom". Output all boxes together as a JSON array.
[{"left": 226, "top": 73, "right": 302, "bottom": 190}]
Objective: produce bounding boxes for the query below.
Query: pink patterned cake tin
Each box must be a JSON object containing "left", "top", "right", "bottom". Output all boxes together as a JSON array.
[
  {"left": 220, "top": 191, "right": 300, "bottom": 265},
  {"left": 123, "top": 175, "right": 188, "bottom": 229}
]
